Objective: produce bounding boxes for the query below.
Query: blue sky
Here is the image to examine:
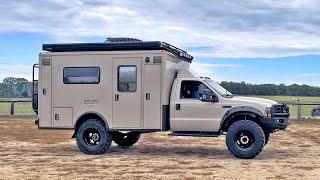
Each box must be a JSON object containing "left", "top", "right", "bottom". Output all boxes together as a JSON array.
[{"left": 0, "top": 0, "right": 320, "bottom": 86}]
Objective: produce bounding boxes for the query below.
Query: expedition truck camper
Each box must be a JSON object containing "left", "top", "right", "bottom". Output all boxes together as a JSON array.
[{"left": 32, "top": 38, "right": 289, "bottom": 159}]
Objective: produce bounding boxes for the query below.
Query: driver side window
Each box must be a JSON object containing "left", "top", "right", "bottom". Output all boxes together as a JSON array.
[{"left": 180, "top": 80, "right": 214, "bottom": 100}]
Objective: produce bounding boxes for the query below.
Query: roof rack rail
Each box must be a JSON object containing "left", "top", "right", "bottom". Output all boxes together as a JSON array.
[
  {"left": 161, "top": 42, "right": 193, "bottom": 63},
  {"left": 43, "top": 40, "right": 193, "bottom": 63}
]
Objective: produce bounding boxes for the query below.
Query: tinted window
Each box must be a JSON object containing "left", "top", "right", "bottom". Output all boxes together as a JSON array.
[
  {"left": 118, "top": 66, "right": 137, "bottom": 92},
  {"left": 180, "top": 81, "right": 213, "bottom": 99},
  {"left": 63, "top": 67, "right": 100, "bottom": 84}
]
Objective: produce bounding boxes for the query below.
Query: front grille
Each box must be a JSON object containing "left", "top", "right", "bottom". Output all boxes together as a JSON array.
[{"left": 272, "top": 104, "right": 289, "bottom": 117}]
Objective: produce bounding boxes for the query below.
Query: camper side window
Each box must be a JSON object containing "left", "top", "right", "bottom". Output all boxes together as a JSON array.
[
  {"left": 118, "top": 66, "right": 137, "bottom": 92},
  {"left": 63, "top": 67, "right": 100, "bottom": 84}
]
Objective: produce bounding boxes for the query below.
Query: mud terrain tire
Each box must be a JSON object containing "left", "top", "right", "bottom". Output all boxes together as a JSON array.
[
  {"left": 226, "top": 120, "right": 265, "bottom": 159},
  {"left": 264, "top": 132, "right": 270, "bottom": 146},
  {"left": 112, "top": 132, "right": 141, "bottom": 147},
  {"left": 76, "top": 119, "right": 112, "bottom": 154}
]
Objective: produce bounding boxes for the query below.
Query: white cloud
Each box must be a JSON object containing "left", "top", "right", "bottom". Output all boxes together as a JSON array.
[
  {"left": 297, "top": 73, "right": 320, "bottom": 77},
  {"left": 293, "top": 73, "right": 320, "bottom": 86},
  {"left": 0, "top": 64, "right": 32, "bottom": 82},
  {"left": 190, "top": 62, "right": 244, "bottom": 82},
  {"left": 1, "top": 0, "right": 320, "bottom": 57}
]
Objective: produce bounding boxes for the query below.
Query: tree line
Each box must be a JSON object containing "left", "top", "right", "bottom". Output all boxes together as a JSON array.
[
  {"left": 221, "top": 81, "right": 320, "bottom": 96},
  {"left": 0, "top": 77, "right": 320, "bottom": 98},
  {"left": 0, "top": 77, "right": 32, "bottom": 98}
]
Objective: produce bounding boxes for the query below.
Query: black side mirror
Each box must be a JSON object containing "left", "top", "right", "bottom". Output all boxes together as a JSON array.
[{"left": 200, "top": 89, "right": 218, "bottom": 102}]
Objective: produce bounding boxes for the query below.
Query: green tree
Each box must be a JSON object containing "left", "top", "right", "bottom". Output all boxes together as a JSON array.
[{"left": 22, "top": 91, "right": 28, "bottom": 97}]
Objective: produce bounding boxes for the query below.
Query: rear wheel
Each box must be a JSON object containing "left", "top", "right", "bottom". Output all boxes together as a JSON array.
[
  {"left": 112, "top": 131, "right": 141, "bottom": 147},
  {"left": 226, "top": 120, "right": 265, "bottom": 159},
  {"left": 76, "top": 119, "right": 112, "bottom": 154}
]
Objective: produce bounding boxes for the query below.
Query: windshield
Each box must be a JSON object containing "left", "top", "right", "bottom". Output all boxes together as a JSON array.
[{"left": 204, "top": 79, "right": 233, "bottom": 97}]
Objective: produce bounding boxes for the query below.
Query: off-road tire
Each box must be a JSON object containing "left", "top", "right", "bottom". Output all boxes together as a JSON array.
[
  {"left": 112, "top": 132, "right": 141, "bottom": 147},
  {"left": 226, "top": 120, "right": 265, "bottom": 159},
  {"left": 264, "top": 132, "right": 270, "bottom": 146},
  {"left": 76, "top": 119, "right": 112, "bottom": 154}
]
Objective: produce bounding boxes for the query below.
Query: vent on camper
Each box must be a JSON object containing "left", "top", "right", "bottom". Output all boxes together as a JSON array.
[
  {"left": 145, "top": 57, "right": 151, "bottom": 63},
  {"left": 153, "top": 56, "right": 162, "bottom": 63},
  {"left": 42, "top": 57, "right": 51, "bottom": 66}
]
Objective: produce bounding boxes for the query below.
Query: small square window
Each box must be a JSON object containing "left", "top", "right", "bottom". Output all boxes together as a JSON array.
[{"left": 117, "top": 66, "right": 137, "bottom": 92}]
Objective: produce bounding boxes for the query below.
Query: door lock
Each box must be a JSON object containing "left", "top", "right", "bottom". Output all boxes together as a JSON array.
[
  {"left": 176, "top": 104, "right": 181, "bottom": 110},
  {"left": 115, "top": 94, "right": 119, "bottom": 101}
]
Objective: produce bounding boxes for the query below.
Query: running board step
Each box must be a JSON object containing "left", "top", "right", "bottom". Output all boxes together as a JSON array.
[{"left": 168, "top": 131, "right": 220, "bottom": 137}]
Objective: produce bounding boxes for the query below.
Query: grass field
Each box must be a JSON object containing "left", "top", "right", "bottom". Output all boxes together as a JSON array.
[
  {"left": 255, "top": 96, "right": 320, "bottom": 119},
  {"left": 0, "top": 117, "right": 319, "bottom": 179},
  {"left": 0, "top": 102, "right": 33, "bottom": 113},
  {"left": 0, "top": 98, "right": 33, "bottom": 114},
  {"left": 255, "top": 95, "right": 320, "bottom": 103}
]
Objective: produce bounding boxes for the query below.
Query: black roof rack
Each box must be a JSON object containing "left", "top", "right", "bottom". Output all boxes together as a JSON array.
[
  {"left": 105, "top": 37, "right": 142, "bottom": 43},
  {"left": 42, "top": 40, "right": 193, "bottom": 63}
]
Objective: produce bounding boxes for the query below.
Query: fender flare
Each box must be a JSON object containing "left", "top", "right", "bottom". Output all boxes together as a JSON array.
[
  {"left": 72, "top": 111, "right": 109, "bottom": 138},
  {"left": 219, "top": 106, "right": 264, "bottom": 131}
]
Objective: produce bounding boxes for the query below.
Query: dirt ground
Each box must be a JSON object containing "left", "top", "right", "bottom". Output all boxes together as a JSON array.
[{"left": 0, "top": 117, "right": 319, "bottom": 179}]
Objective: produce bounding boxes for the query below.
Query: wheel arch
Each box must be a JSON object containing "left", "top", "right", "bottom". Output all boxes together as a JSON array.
[
  {"left": 72, "top": 111, "right": 109, "bottom": 138},
  {"left": 219, "top": 106, "right": 265, "bottom": 132}
]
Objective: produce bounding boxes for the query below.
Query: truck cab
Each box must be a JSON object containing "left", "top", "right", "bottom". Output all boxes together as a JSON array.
[
  {"left": 170, "top": 69, "right": 289, "bottom": 134},
  {"left": 170, "top": 70, "right": 223, "bottom": 132},
  {"left": 33, "top": 38, "right": 289, "bottom": 159},
  {"left": 167, "top": 69, "right": 289, "bottom": 158}
]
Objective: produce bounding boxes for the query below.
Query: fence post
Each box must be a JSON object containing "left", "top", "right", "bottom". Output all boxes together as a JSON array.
[
  {"left": 297, "top": 103, "right": 302, "bottom": 120},
  {"left": 10, "top": 102, "right": 15, "bottom": 115}
]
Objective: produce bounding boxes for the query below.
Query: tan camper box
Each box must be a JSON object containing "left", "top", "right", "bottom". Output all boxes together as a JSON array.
[{"left": 32, "top": 38, "right": 289, "bottom": 159}]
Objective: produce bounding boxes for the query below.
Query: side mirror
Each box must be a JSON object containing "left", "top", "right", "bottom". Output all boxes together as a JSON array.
[{"left": 200, "top": 89, "right": 218, "bottom": 102}]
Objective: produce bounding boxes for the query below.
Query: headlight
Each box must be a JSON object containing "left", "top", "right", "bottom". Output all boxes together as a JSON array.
[{"left": 265, "top": 107, "right": 272, "bottom": 117}]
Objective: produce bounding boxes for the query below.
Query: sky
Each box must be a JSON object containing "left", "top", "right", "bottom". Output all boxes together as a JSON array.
[{"left": 0, "top": 0, "right": 320, "bottom": 86}]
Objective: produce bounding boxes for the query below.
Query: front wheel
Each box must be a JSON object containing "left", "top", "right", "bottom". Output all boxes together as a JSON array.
[{"left": 226, "top": 120, "right": 265, "bottom": 159}]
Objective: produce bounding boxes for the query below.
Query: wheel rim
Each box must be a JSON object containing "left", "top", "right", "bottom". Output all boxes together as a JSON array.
[
  {"left": 234, "top": 130, "right": 255, "bottom": 149},
  {"left": 83, "top": 128, "right": 101, "bottom": 146}
]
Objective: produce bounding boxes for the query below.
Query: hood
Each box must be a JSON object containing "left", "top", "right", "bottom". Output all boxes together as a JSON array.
[
  {"left": 231, "top": 96, "right": 277, "bottom": 107},
  {"left": 225, "top": 96, "right": 278, "bottom": 113}
]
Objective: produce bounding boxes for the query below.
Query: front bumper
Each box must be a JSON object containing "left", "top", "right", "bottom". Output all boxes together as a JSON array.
[
  {"left": 261, "top": 104, "right": 290, "bottom": 133},
  {"left": 261, "top": 116, "right": 289, "bottom": 132}
]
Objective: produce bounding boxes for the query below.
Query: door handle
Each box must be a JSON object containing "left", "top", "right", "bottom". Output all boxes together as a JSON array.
[
  {"left": 54, "top": 114, "right": 59, "bottom": 120},
  {"left": 115, "top": 94, "right": 119, "bottom": 101},
  {"left": 146, "top": 93, "right": 150, "bottom": 100},
  {"left": 43, "top": 88, "right": 47, "bottom": 95},
  {"left": 176, "top": 104, "right": 181, "bottom": 110}
]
